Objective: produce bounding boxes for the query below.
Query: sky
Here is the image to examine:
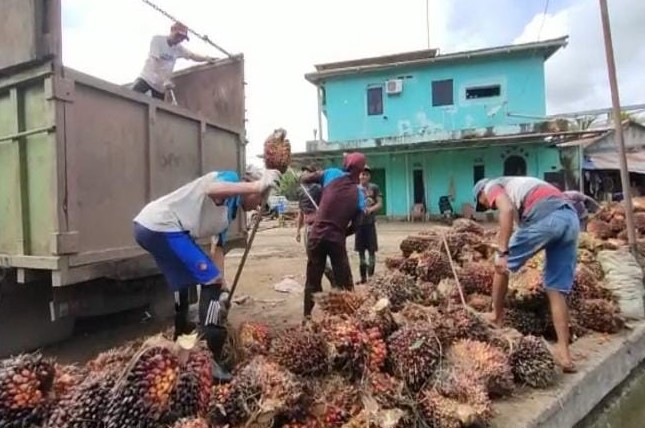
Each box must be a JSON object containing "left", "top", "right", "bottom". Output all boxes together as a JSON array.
[{"left": 61, "top": 0, "right": 645, "bottom": 165}]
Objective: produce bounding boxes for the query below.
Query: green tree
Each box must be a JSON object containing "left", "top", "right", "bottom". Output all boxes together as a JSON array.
[{"left": 277, "top": 170, "right": 300, "bottom": 201}]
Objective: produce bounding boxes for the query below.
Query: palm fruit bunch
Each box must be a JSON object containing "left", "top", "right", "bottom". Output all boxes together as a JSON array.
[
  {"left": 354, "top": 297, "right": 397, "bottom": 337},
  {"left": 269, "top": 326, "right": 328, "bottom": 376},
  {"left": 86, "top": 344, "right": 137, "bottom": 374},
  {"left": 418, "top": 281, "right": 445, "bottom": 306},
  {"left": 46, "top": 372, "right": 117, "bottom": 428},
  {"left": 435, "top": 278, "right": 462, "bottom": 306},
  {"left": 421, "top": 371, "right": 492, "bottom": 428},
  {"left": 237, "top": 321, "right": 272, "bottom": 360},
  {"left": 415, "top": 250, "right": 452, "bottom": 284},
  {"left": 443, "top": 231, "right": 480, "bottom": 258},
  {"left": 400, "top": 235, "right": 437, "bottom": 257},
  {"left": 169, "top": 348, "right": 213, "bottom": 420},
  {"left": 587, "top": 219, "right": 613, "bottom": 240},
  {"left": 440, "top": 306, "right": 491, "bottom": 345},
  {"left": 367, "top": 272, "right": 422, "bottom": 311},
  {"left": 315, "top": 289, "right": 370, "bottom": 316},
  {"left": 310, "top": 376, "right": 361, "bottom": 427},
  {"left": 445, "top": 339, "right": 514, "bottom": 397},
  {"left": 365, "top": 372, "right": 406, "bottom": 409},
  {"left": 384, "top": 255, "right": 406, "bottom": 271},
  {"left": 509, "top": 335, "right": 557, "bottom": 388},
  {"left": 452, "top": 218, "right": 485, "bottom": 236},
  {"left": 578, "top": 249, "right": 604, "bottom": 279},
  {"left": 609, "top": 215, "right": 626, "bottom": 234},
  {"left": 283, "top": 416, "right": 324, "bottom": 428},
  {"left": 171, "top": 417, "right": 211, "bottom": 428},
  {"left": 503, "top": 307, "right": 547, "bottom": 337},
  {"left": 210, "top": 374, "right": 261, "bottom": 425},
  {"left": 387, "top": 322, "right": 441, "bottom": 390},
  {"left": 103, "top": 341, "right": 180, "bottom": 427},
  {"left": 508, "top": 267, "right": 547, "bottom": 311},
  {"left": 458, "top": 262, "right": 494, "bottom": 295},
  {"left": 568, "top": 265, "right": 613, "bottom": 310},
  {"left": 575, "top": 299, "right": 624, "bottom": 334},
  {"left": 319, "top": 317, "right": 367, "bottom": 377},
  {"left": 397, "top": 302, "right": 442, "bottom": 325},
  {"left": 399, "top": 257, "right": 420, "bottom": 277},
  {"left": 263, "top": 127, "right": 291, "bottom": 173},
  {"left": 0, "top": 353, "right": 55, "bottom": 428},
  {"left": 238, "top": 356, "right": 307, "bottom": 425},
  {"left": 467, "top": 294, "right": 492, "bottom": 312},
  {"left": 51, "top": 363, "right": 86, "bottom": 401},
  {"left": 343, "top": 408, "right": 413, "bottom": 428}
]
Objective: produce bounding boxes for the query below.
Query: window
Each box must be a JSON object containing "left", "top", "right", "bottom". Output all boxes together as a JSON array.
[
  {"left": 473, "top": 165, "right": 485, "bottom": 184},
  {"left": 367, "top": 87, "right": 383, "bottom": 116},
  {"left": 466, "top": 84, "right": 501, "bottom": 100},
  {"left": 504, "top": 156, "right": 527, "bottom": 176},
  {"left": 432, "top": 79, "right": 453, "bottom": 106}
]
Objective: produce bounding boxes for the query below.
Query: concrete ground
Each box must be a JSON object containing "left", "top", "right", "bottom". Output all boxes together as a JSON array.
[{"left": 42, "top": 221, "right": 645, "bottom": 427}]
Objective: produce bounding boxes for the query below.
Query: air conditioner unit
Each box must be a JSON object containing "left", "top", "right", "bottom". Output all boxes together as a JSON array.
[{"left": 385, "top": 79, "right": 403, "bottom": 95}]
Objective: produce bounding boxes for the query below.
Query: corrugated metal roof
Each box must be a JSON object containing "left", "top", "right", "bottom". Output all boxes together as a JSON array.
[{"left": 305, "top": 36, "right": 569, "bottom": 84}]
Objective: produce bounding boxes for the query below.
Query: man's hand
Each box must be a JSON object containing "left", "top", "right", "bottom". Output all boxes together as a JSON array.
[
  {"left": 494, "top": 253, "right": 509, "bottom": 275},
  {"left": 207, "top": 56, "right": 218, "bottom": 63},
  {"left": 255, "top": 169, "right": 282, "bottom": 193}
]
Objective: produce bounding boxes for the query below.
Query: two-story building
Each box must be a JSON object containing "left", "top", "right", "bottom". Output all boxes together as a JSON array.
[{"left": 293, "top": 36, "right": 576, "bottom": 219}]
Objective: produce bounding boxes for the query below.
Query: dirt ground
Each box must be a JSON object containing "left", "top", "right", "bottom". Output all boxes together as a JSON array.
[{"left": 45, "top": 221, "right": 439, "bottom": 363}]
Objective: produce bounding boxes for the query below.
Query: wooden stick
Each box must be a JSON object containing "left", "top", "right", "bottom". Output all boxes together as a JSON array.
[{"left": 441, "top": 234, "right": 468, "bottom": 308}]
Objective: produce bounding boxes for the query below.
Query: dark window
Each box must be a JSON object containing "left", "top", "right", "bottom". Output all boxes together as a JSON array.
[
  {"left": 413, "top": 169, "right": 426, "bottom": 206},
  {"left": 473, "top": 165, "right": 485, "bottom": 184},
  {"left": 367, "top": 87, "right": 383, "bottom": 116},
  {"left": 466, "top": 85, "right": 501, "bottom": 100},
  {"left": 432, "top": 79, "right": 453, "bottom": 106},
  {"left": 504, "top": 156, "right": 527, "bottom": 176}
]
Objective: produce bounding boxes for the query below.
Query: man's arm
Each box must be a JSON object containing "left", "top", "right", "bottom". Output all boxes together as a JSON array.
[
  {"left": 300, "top": 171, "right": 324, "bottom": 185},
  {"left": 210, "top": 241, "right": 225, "bottom": 282},
  {"left": 495, "top": 192, "right": 515, "bottom": 252},
  {"left": 179, "top": 45, "right": 216, "bottom": 62},
  {"left": 368, "top": 186, "right": 383, "bottom": 214}
]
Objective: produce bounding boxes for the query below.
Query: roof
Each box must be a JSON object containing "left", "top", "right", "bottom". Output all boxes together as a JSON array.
[
  {"left": 557, "top": 120, "right": 645, "bottom": 148},
  {"left": 305, "top": 36, "right": 569, "bottom": 84},
  {"left": 290, "top": 128, "right": 602, "bottom": 161}
]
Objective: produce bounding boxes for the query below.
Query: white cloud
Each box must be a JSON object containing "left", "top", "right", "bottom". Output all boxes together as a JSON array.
[{"left": 514, "top": 0, "right": 645, "bottom": 116}]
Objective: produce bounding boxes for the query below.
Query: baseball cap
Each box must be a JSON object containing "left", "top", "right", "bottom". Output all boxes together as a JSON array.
[
  {"left": 343, "top": 152, "right": 366, "bottom": 173},
  {"left": 171, "top": 22, "right": 189, "bottom": 40},
  {"left": 363, "top": 165, "right": 372, "bottom": 173},
  {"left": 473, "top": 178, "right": 490, "bottom": 212}
]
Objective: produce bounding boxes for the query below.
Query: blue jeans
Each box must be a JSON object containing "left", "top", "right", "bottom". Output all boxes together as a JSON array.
[{"left": 508, "top": 207, "right": 579, "bottom": 293}]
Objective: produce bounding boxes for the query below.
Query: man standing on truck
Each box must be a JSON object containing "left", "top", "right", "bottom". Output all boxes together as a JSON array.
[
  {"left": 132, "top": 22, "right": 217, "bottom": 100},
  {"left": 133, "top": 166, "right": 281, "bottom": 381},
  {"left": 300, "top": 153, "right": 367, "bottom": 318},
  {"left": 295, "top": 164, "right": 335, "bottom": 288},
  {"left": 473, "top": 176, "right": 579, "bottom": 373},
  {"left": 355, "top": 165, "right": 382, "bottom": 284}
]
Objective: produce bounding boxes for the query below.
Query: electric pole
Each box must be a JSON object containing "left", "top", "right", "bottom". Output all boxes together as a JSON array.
[
  {"left": 426, "top": 0, "right": 431, "bottom": 49},
  {"left": 598, "top": 0, "right": 637, "bottom": 254}
]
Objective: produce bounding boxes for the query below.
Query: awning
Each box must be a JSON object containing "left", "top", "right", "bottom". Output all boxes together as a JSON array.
[{"left": 584, "top": 152, "right": 645, "bottom": 174}]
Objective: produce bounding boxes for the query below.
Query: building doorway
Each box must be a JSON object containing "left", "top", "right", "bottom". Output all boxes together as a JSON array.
[
  {"left": 504, "top": 155, "right": 527, "bottom": 176},
  {"left": 413, "top": 169, "right": 426, "bottom": 209}
]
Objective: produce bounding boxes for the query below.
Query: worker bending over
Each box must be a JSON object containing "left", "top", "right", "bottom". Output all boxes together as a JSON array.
[
  {"left": 300, "top": 153, "right": 367, "bottom": 318},
  {"left": 133, "top": 166, "right": 281, "bottom": 381},
  {"left": 473, "top": 176, "right": 579, "bottom": 373},
  {"left": 295, "top": 164, "right": 335, "bottom": 288},
  {"left": 133, "top": 22, "right": 216, "bottom": 100}
]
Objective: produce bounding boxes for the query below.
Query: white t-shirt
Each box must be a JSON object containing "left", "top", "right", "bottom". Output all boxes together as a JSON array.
[
  {"left": 134, "top": 172, "right": 235, "bottom": 240},
  {"left": 139, "top": 35, "right": 193, "bottom": 92}
]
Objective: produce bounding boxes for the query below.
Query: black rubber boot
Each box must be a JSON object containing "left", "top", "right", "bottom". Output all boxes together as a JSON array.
[
  {"left": 359, "top": 264, "right": 367, "bottom": 284},
  {"left": 205, "top": 325, "right": 232, "bottom": 383}
]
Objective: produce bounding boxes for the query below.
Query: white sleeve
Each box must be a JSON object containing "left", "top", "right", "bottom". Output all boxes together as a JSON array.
[
  {"left": 149, "top": 37, "right": 164, "bottom": 59},
  {"left": 177, "top": 44, "right": 194, "bottom": 59}
]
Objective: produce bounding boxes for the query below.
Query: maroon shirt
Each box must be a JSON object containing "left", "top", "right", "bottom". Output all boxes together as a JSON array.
[{"left": 304, "top": 168, "right": 366, "bottom": 244}]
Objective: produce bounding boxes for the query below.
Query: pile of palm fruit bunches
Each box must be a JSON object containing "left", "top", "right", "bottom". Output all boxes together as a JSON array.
[{"left": 0, "top": 218, "right": 626, "bottom": 428}]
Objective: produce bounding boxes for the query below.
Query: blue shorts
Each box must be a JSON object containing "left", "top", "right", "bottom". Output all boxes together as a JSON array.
[
  {"left": 508, "top": 207, "right": 579, "bottom": 293},
  {"left": 134, "top": 222, "right": 220, "bottom": 292}
]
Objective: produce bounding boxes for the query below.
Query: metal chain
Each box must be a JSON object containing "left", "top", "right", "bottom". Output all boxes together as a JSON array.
[{"left": 139, "top": 0, "right": 233, "bottom": 58}]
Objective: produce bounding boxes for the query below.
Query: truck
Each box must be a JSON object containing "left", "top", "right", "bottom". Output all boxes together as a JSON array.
[{"left": 0, "top": 0, "right": 247, "bottom": 356}]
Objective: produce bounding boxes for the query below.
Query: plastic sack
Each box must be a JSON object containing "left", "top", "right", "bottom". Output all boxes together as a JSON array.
[{"left": 597, "top": 249, "right": 645, "bottom": 319}]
